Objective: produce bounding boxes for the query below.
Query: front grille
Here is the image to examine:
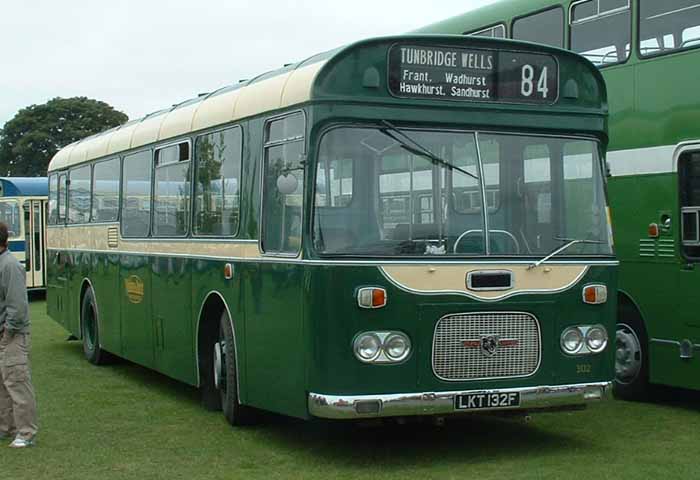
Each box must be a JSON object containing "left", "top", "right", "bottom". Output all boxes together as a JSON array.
[{"left": 432, "top": 312, "right": 541, "bottom": 381}]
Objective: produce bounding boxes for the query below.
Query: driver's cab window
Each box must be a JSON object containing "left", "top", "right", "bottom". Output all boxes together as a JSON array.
[
  {"left": 680, "top": 151, "right": 700, "bottom": 258},
  {"left": 262, "top": 112, "right": 305, "bottom": 254}
]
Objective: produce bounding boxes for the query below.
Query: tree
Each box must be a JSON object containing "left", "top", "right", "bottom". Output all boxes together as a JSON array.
[{"left": 0, "top": 97, "right": 128, "bottom": 176}]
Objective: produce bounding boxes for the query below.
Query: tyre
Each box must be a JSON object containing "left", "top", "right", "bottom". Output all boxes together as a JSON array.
[
  {"left": 80, "top": 287, "right": 114, "bottom": 365},
  {"left": 614, "top": 315, "right": 649, "bottom": 400},
  {"left": 216, "top": 311, "right": 258, "bottom": 426}
]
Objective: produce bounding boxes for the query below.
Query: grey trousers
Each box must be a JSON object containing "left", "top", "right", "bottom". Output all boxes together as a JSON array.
[{"left": 0, "top": 331, "right": 38, "bottom": 440}]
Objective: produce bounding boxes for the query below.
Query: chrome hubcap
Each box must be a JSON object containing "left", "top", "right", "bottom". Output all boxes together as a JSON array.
[
  {"left": 615, "top": 324, "right": 641, "bottom": 384},
  {"left": 213, "top": 341, "right": 225, "bottom": 390}
]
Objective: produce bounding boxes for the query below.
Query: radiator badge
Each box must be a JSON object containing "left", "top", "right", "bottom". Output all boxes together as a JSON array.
[{"left": 462, "top": 335, "right": 519, "bottom": 357}]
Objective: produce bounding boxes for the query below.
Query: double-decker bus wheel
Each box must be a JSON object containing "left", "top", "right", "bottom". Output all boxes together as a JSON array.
[
  {"left": 80, "top": 287, "right": 114, "bottom": 365},
  {"left": 216, "top": 311, "right": 258, "bottom": 426},
  {"left": 614, "top": 318, "right": 649, "bottom": 400}
]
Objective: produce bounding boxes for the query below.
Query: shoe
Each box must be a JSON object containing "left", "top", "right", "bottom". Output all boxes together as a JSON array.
[{"left": 9, "top": 436, "right": 34, "bottom": 448}]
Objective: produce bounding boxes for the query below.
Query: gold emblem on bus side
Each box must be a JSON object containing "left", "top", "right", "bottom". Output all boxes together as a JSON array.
[{"left": 124, "top": 275, "right": 144, "bottom": 304}]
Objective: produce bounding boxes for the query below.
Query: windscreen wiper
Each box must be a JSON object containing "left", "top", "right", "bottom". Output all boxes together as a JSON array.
[
  {"left": 527, "top": 237, "right": 604, "bottom": 270},
  {"left": 380, "top": 120, "right": 479, "bottom": 181}
]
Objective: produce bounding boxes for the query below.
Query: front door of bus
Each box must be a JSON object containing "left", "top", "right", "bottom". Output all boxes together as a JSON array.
[{"left": 23, "top": 200, "right": 46, "bottom": 289}]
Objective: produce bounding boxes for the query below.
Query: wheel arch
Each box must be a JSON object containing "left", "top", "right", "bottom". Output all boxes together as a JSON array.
[
  {"left": 195, "top": 291, "right": 242, "bottom": 401},
  {"left": 617, "top": 289, "right": 649, "bottom": 337}
]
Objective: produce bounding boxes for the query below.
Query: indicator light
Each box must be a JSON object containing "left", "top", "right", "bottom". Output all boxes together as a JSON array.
[
  {"left": 357, "top": 287, "right": 387, "bottom": 309},
  {"left": 648, "top": 223, "right": 659, "bottom": 238},
  {"left": 583, "top": 285, "right": 607, "bottom": 305}
]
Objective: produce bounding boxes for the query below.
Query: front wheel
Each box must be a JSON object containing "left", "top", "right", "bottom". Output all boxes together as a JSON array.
[
  {"left": 614, "top": 321, "right": 649, "bottom": 400},
  {"left": 81, "top": 287, "right": 114, "bottom": 365},
  {"left": 215, "top": 311, "right": 258, "bottom": 426}
]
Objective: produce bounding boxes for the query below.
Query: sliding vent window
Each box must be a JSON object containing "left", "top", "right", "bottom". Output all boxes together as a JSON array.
[
  {"left": 48, "top": 174, "right": 58, "bottom": 225},
  {"left": 468, "top": 24, "right": 506, "bottom": 38},
  {"left": 154, "top": 142, "right": 191, "bottom": 237},
  {"left": 57, "top": 174, "right": 67, "bottom": 224},
  {"left": 513, "top": 7, "right": 564, "bottom": 48},
  {"left": 121, "top": 150, "right": 152, "bottom": 238},
  {"left": 92, "top": 157, "right": 120, "bottom": 222},
  {"left": 680, "top": 152, "right": 700, "bottom": 258},
  {"left": 194, "top": 127, "right": 242, "bottom": 236},
  {"left": 640, "top": 1, "right": 700, "bottom": 57},
  {"left": 571, "top": 0, "right": 631, "bottom": 66},
  {"left": 262, "top": 113, "right": 305, "bottom": 254},
  {"left": 68, "top": 164, "right": 91, "bottom": 224}
]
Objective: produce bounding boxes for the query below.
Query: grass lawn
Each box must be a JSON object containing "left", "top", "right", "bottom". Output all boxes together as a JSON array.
[{"left": 1, "top": 299, "right": 699, "bottom": 479}]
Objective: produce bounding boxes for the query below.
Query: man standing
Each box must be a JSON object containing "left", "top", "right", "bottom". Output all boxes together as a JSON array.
[{"left": 0, "top": 222, "right": 37, "bottom": 448}]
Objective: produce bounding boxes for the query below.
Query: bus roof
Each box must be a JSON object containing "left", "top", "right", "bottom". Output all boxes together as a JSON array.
[
  {"left": 0, "top": 177, "right": 48, "bottom": 197},
  {"left": 49, "top": 33, "right": 606, "bottom": 173},
  {"left": 415, "top": 0, "right": 561, "bottom": 35}
]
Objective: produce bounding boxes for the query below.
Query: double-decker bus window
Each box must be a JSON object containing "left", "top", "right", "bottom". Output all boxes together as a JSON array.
[
  {"left": 121, "top": 150, "right": 152, "bottom": 238},
  {"left": 452, "top": 134, "right": 485, "bottom": 215},
  {"left": 468, "top": 24, "right": 506, "bottom": 38},
  {"left": 640, "top": 1, "right": 700, "bottom": 57},
  {"left": 57, "top": 173, "right": 67, "bottom": 224},
  {"left": 68, "top": 164, "right": 91, "bottom": 224},
  {"left": 512, "top": 7, "right": 564, "bottom": 48},
  {"left": 194, "top": 127, "right": 242, "bottom": 236},
  {"left": 680, "top": 152, "right": 700, "bottom": 257},
  {"left": 48, "top": 174, "right": 58, "bottom": 225},
  {"left": 315, "top": 137, "right": 353, "bottom": 209},
  {"left": 92, "top": 158, "right": 120, "bottom": 223},
  {"left": 153, "top": 142, "right": 190, "bottom": 237},
  {"left": 571, "top": 0, "right": 631, "bottom": 66},
  {"left": 0, "top": 201, "right": 21, "bottom": 238},
  {"left": 262, "top": 113, "right": 305, "bottom": 254}
]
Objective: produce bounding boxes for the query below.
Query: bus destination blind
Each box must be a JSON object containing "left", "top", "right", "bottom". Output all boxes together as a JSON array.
[{"left": 388, "top": 44, "right": 559, "bottom": 105}]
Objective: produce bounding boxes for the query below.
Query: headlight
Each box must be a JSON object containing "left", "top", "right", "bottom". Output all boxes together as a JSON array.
[
  {"left": 561, "top": 327, "right": 584, "bottom": 354},
  {"left": 585, "top": 326, "right": 608, "bottom": 353},
  {"left": 354, "top": 333, "right": 381, "bottom": 362},
  {"left": 384, "top": 333, "right": 411, "bottom": 361}
]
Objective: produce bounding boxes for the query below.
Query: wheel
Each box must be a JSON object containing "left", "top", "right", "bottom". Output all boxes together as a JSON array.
[
  {"left": 614, "top": 319, "right": 649, "bottom": 400},
  {"left": 80, "top": 287, "right": 114, "bottom": 365},
  {"left": 216, "top": 311, "right": 258, "bottom": 426}
]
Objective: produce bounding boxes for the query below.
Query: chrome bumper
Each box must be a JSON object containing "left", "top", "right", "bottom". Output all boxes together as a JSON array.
[{"left": 308, "top": 381, "right": 612, "bottom": 419}]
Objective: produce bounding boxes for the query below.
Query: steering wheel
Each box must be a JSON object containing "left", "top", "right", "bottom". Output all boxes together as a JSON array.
[{"left": 453, "top": 229, "right": 521, "bottom": 254}]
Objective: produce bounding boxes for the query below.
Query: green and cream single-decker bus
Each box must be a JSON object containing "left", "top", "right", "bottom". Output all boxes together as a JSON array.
[{"left": 46, "top": 35, "right": 616, "bottom": 425}]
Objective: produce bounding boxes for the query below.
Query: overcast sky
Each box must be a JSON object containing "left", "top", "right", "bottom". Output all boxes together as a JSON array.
[{"left": 0, "top": 0, "right": 497, "bottom": 127}]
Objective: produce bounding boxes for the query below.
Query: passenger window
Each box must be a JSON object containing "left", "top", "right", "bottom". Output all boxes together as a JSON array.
[
  {"left": 68, "top": 164, "right": 92, "bottom": 224},
  {"left": 680, "top": 152, "right": 700, "bottom": 258},
  {"left": 513, "top": 7, "right": 564, "bottom": 48},
  {"left": 194, "top": 127, "right": 242, "bottom": 236},
  {"left": 640, "top": 1, "right": 700, "bottom": 57},
  {"left": 121, "top": 150, "right": 152, "bottom": 238},
  {"left": 57, "top": 174, "right": 67, "bottom": 224},
  {"left": 48, "top": 174, "right": 58, "bottom": 225},
  {"left": 262, "top": 113, "right": 305, "bottom": 254},
  {"left": 468, "top": 24, "right": 506, "bottom": 38},
  {"left": 92, "top": 158, "right": 120, "bottom": 223},
  {"left": 571, "top": 0, "right": 631, "bottom": 66},
  {"left": 153, "top": 142, "right": 191, "bottom": 237}
]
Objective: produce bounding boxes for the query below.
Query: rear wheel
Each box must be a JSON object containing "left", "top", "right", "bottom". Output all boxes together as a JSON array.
[
  {"left": 81, "top": 287, "right": 114, "bottom": 365},
  {"left": 614, "top": 318, "right": 649, "bottom": 400},
  {"left": 215, "top": 311, "right": 258, "bottom": 426}
]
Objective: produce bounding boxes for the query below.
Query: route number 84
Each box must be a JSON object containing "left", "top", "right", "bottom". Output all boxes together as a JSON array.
[{"left": 521, "top": 64, "right": 549, "bottom": 99}]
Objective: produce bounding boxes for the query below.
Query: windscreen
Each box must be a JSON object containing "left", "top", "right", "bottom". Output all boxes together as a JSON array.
[{"left": 312, "top": 126, "right": 612, "bottom": 258}]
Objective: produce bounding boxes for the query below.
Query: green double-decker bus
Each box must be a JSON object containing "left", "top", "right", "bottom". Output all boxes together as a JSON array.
[
  {"left": 46, "top": 35, "right": 615, "bottom": 425},
  {"left": 417, "top": 0, "right": 700, "bottom": 397}
]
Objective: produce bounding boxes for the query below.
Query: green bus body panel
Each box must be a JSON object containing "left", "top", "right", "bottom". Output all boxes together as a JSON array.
[{"left": 46, "top": 35, "right": 614, "bottom": 419}]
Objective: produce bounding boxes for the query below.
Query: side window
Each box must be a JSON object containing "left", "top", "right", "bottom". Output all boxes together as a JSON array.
[
  {"left": 153, "top": 142, "right": 191, "bottom": 237},
  {"left": 92, "top": 157, "right": 120, "bottom": 222},
  {"left": 193, "top": 127, "right": 242, "bottom": 236},
  {"left": 68, "top": 164, "right": 92, "bottom": 224},
  {"left": 262, "top": 113, "right": 305, "bottom": 254},
  {"left": 121, "top": 150, "right": 152, "bottom": 238},
  {"left": 680, "top": 152, "right": 700, "bottom": 258},
  {"left": 640, "top": 1, "right": 700, "bottom": 57},
  {"left": 571, "top": 0, "right": 631, "bottom": 66},
  {"left": 48, "top": 174, "right": 58, "bottom": 225},
  {"left": 468, "top": 24, "right": 506, "bottom": 38},
  {"left": 58, "top": 174, "right": 67, "bottom": 224},
  {"left": 513, "top": 7, "right": 564, "bottom": 48}
]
